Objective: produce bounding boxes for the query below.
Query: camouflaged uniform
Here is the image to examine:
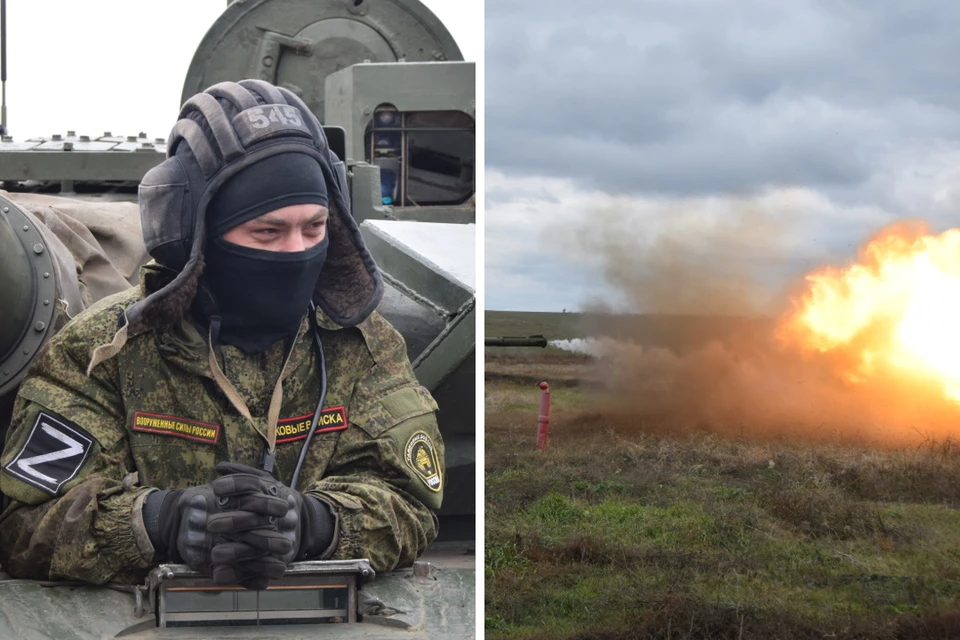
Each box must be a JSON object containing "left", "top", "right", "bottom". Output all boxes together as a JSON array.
[
  {"left": 0, "top": 79, "right": 445, "bottom": 585},
  {"left": 0, "top": 263, "right": 443, "bottom": 585}
]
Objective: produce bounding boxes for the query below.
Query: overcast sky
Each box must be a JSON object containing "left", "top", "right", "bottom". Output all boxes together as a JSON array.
[
  {"left": 5, "top": 0, "right": 479, "bottom": 142},
  {"left": 486, "top": 0, "right": 960, "bottom": 312}
]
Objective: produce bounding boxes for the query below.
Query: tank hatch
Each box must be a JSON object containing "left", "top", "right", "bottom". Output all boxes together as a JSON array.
[
  {"left": 0, "top": 195, "right": 59, "bottom": 396},
  {"left": 181, "top": 0, "right": 464, "bottom": 121}
]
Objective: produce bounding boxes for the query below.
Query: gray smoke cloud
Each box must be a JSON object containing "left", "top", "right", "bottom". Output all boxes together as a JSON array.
[{"left": 553, "top": 207, "right": 960, "bottom": 445}]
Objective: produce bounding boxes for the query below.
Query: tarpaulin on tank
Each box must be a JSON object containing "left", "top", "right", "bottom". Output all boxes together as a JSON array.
[{"left": 3, "top": 191, "right": 149, "bottom": 306}]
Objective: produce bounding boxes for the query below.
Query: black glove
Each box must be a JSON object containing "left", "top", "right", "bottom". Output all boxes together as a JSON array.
[
  {"left": 206, "top": 462, "right": 298, "bottom": 590},
  {"left": 141, "top": 485, "right": 214, "bottom": 570},
  {"left": 142, "top": 476, "right": 290, "bottom": 578},
  {"left": 209, "top": 462, "right": 336, "bottom": 566}
]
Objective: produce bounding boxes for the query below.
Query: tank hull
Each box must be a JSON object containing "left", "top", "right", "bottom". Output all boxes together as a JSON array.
[{"left": 0, "top": 546, "right": 474, "bottom": 639}]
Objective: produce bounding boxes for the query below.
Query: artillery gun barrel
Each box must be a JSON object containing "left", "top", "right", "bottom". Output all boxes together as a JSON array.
[{"left": 485, "top": 335, "right": 548, "bottom": 348}]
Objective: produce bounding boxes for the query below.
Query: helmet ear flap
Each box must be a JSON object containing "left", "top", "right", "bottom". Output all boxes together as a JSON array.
[{"left": 139, "top": 156, "right": 193, "bottom": 270}]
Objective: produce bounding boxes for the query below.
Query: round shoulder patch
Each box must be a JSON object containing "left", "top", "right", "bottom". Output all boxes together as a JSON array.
[{"left": 404, "top": 431, "right": 442, "bottom": 492}]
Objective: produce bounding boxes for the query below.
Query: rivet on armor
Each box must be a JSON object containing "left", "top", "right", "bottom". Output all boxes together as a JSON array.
[
  {"left": 43, "top": 300, "right": 50, "bottom": 306},
  {"left": 34, "top": 321, "right": 45, "bottom": 332},
  {"left": 33, "top": 243, "right": 44, "bottom": 254},
  {"left": 43, "top": 272, "right": 50, "bottom": 278}
]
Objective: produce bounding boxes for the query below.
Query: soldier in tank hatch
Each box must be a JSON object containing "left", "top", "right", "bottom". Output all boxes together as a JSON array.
[{"left": 0, "top": 79, "right": 444, "bottom": 590}]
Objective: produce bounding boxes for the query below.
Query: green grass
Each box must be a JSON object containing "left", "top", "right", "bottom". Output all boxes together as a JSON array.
[{"left": 485, "top": 355, "right": 960, "bottom": 639}]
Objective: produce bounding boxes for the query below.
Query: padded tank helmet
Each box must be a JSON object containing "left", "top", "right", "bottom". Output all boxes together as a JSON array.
[{"left": 125, "top": 79, "right": 382, "bottom": 339}]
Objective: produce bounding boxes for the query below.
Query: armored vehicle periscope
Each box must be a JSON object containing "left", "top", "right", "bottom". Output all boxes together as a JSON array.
[{"left": 0, "top": 0, "right": 475, "bottom": 637}]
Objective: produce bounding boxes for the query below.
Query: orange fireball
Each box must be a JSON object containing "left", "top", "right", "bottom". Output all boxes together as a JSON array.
[{"left": 777, "top": 221, "right": 960, "bottom": 402}]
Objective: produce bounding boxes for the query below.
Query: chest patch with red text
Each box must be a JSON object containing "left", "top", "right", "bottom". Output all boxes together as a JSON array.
[
  {"left": 276, "top": 406, "right": 348, "bottom": 444},
  {"left": 132, "top": 412, "right": 221, "bottom": 445}
]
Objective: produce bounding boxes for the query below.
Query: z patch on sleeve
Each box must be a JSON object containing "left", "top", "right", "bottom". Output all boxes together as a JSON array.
[
  {"left": 404, "top": 431, "right": 442, "bottom": 492},
  {"left": 3, "top": 411, "right": 95, "bottom": 496}
]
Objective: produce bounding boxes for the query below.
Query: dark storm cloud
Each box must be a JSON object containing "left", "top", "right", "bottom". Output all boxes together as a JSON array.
[{"left": 485, "top": 0, "right": 960, "bottom": 198}]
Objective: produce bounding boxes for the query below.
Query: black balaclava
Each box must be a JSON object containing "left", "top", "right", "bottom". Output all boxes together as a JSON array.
[{"left": 193, "top": 152, "right": 329, "bottom": 354}]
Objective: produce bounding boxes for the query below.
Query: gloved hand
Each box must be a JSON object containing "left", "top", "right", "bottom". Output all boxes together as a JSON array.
[
  {"left": 206, "top": 462, "right": 336, "bottom": 589},
  {"left": 142, "top": 475, "right": 291, "bottom": 581},
  {"left": 142, "top": 485, "right": 216, "bottom": 571}
]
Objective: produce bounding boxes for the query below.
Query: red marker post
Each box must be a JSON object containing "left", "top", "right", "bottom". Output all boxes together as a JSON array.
[{"left": 536, "top": 381, "right": 551, "bottom": 450}]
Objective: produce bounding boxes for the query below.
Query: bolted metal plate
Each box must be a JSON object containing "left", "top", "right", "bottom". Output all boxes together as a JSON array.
[
  {"left": 0, "top": 196, "right": 58, "bottom": 395},
  {"left": 0, "top": 207, "right": 34, "bottom": 364},
  {"left": 182, "top": 0, "right": 463, "bottom": 121}
]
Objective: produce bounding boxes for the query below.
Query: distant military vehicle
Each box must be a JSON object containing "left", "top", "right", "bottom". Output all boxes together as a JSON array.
[
  {"left": 0, "top": 0, "right": 475, "bottom": 636},
  {"left": 485, "top": 336, "right": 548, "bottom": 348}
]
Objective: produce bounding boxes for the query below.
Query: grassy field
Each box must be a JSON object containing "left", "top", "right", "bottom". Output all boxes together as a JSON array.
[{"left": 485, "top": 313, "right": 960, "bottom": 639}]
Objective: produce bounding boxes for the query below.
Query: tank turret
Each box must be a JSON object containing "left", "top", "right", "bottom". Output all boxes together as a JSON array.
[
  {"left": 181, "top": 0, "right": 463, "bottom": 118},
  {"left": 0, "top": 2, "right": 475, "bottom": 634},
  {"left": 0, "top": 195, "right": 70, "bottom": 397},
  {"left": 0, "top": 206, "right": 33, "bottom": 384}
]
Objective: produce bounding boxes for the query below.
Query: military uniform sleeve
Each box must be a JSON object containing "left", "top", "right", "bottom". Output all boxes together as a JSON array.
[
  {"left": 303, "top": 315, "right": 444, "bottom": 573},
  {"left": 0, "top": 315, "right": 154, "bottom": 584}
]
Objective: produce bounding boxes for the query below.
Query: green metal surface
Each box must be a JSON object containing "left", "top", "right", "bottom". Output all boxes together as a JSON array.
[
  {"left": 0, "top": 204, "right": 32, "bottom": 363},
  {"left": 326, "top": 62, "right": 475, "bottom": 220},
  {"left": 182, "top": 0, "right": 463, "bottom": 120},
  {"left": 0, "top": 550, "right": 474, "bottom": 640},
  {"left": 0, "top": 195, "right": 58, "bottom": 396},
  {"left": 325, "top": 61, "right": 475, "bottom": 163},
  {"left": 361, "top": 226, "right": 473, "bottom": 318},
  {"left": 358, "top": 219, "right": 475, "bottom": 517},
  {"left": 350, "top": 162, "right": 475, "bottom": 225},
  {"left": 413, "top": 303, "right": 475, "bottom": 391},
  {"left": 0, "top": 133, "right": 165, "bottom": 185}
]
